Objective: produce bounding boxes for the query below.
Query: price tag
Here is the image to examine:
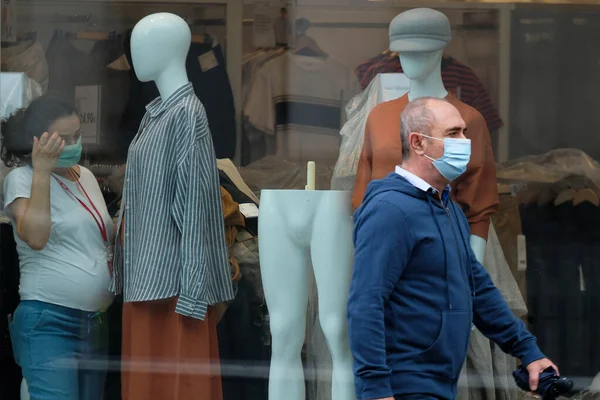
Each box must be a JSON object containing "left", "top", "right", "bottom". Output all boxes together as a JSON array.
[
  {"left": 75, "top": 85, "right": 102, "bottom": 145},
  {"left": 198, "top": 51, "right": 219, "bottom": 72},
  {"left": 239, "top": 203, "right": 259, "bottom": 218}
]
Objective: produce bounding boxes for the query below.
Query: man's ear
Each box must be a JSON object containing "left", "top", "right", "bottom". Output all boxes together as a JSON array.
[{"left": 409, "top": 132, "right": 425, "bottom": 156}]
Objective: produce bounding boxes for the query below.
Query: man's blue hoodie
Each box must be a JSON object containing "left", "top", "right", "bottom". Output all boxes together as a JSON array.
[{"left": 347, "top": 173, "right": 545, "bottom": 400}]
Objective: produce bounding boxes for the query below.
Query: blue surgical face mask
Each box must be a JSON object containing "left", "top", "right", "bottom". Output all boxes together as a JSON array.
[
  {"left": 55, "top": 136, "right": 82, "bottom": 168},
  {"left": 421, "top": 134, "right": 471, "bottom": 181}
]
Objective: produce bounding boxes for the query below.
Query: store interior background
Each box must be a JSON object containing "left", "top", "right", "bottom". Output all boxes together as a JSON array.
[
  {"left": 7, "top": 0, "right": 505, "bottom": 159},
  {"left": 2, "top": 0, "right": 600, "bottom": 399}
]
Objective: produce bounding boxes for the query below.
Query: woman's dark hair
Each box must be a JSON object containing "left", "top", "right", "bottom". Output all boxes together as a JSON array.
[{"left": 0, "top": 94, "right": 78, "bottom": 167}]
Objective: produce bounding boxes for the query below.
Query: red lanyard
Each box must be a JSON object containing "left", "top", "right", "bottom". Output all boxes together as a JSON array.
[{"left": 52, "top": 170, "right": 109, "bottom": 247}]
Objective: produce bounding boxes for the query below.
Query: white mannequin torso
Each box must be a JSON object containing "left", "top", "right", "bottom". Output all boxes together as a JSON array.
[{"left": 258, "top": 189, "right": 355, "bottom": 400}]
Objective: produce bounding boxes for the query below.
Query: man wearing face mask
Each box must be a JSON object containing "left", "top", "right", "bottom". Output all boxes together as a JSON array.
[{"left": 347, "top": 97, "right": 557, "bottom": 400}]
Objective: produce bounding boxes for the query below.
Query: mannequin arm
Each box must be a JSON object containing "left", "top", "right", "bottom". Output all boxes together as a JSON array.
[{"left": 470, "top": 234, "right": 486, "bottom": 264}]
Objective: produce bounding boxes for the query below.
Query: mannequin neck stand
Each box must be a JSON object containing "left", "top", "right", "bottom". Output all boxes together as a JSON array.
[
  {"left": 154, "top": 64, "right": 189, "bottom": 101},
  {"left": 407, "top": 61, "right": 447, "bottom": 101}
]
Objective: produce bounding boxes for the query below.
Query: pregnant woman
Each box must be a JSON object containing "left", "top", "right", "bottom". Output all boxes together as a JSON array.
[{"left": 1, "top": 94, "right": 114, "bottom": 400}]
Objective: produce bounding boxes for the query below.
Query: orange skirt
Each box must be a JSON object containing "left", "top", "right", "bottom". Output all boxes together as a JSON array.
[{"left": 121, "top": 298, "right": 222, "bottom": 400}]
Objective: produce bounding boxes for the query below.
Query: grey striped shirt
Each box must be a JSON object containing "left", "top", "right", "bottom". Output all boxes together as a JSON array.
[{"left": 111, "top": 83, "right": 235, "bottom": 320}]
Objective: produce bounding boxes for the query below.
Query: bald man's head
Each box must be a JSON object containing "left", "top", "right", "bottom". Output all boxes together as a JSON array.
[{"left": 400, "top": 97, "right": 465, "bottom": 160}]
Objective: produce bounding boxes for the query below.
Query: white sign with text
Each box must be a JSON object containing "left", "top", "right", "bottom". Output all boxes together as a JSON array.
[{"left": 75, "top": 85, "right": 102, "bottom": 145}]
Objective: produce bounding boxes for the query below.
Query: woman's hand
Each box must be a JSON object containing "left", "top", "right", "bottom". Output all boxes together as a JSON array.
[{"left": 32, "top": 132, "right": 64, "bottom": 174}]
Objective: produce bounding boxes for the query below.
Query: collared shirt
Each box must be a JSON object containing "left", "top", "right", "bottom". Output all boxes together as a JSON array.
[
  {"left": 111, "top": 83, "right": 235, "bottom": 320},
  {"left": 395, "top": 165, "right": 451, "bottom": 205}
]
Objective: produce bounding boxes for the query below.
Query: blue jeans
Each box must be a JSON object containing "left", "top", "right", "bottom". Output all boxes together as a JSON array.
[{"left": 9, "top": 300, "right": 108, "bottom": 400}]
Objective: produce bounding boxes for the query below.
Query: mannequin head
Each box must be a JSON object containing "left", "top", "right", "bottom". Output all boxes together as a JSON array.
[
  {"left": 389, "top": 8, "right": 451, "bottom": 99},
  {"left": 399, "top": 50, "right": 443, "bottom": 80},
  {"left": 130, "top": 13, "right": 190, "bottom": 98}
]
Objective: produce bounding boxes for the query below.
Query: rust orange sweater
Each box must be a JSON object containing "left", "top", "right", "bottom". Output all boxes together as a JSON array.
[{"left": 351, "top": 93, "right": 498, "bottom": 239}]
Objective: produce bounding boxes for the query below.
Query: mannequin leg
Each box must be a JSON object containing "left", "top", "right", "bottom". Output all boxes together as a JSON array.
[
  {"left": 259, "top": 217, "right": 310, "bottom": 400},
  {"left": 311, "top": 207, "right": 355, "bottom": 400}
]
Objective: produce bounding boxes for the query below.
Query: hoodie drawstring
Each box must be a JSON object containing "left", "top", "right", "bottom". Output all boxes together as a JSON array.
[
  {"left": 426, "top": 196, "right": 453, "bottom": 310},
  {"left": 450, "top": 202, "right": 477, "bottom": 299}
]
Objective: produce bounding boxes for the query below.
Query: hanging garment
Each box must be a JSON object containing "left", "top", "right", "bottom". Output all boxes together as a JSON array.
[
  {"left": 490, "top": 194, "right": 523, "bottom": 278},
  {"left": 331, "top": 73, "right": 410, "bottom": 190},
  {"left": 355, "top": 52, "right": 502, "bottom": 132},
  {"left": 221, "top": 186, "right": 245, "bottom": 284},
  {"left": 456, "top": 218, "right": 528, "bottom": 400},
  {"left": 121, "top": 299, "right": 222, "bottom": 400},
  {"left": 241, "top": 48, "right": 287, "bottom": 165},
  {"left": 119, "top": 32, "right": 236, "bottom": 160},
  {"left": 242, "top": 48, "right": 287, "bottom": 111},
  {"left": 87, "top": 37, "right": 131, "bottom": 162},
  {"left": 217, "top": 158, "right": 260, "bottom": 204},
  {"left": 509, "top": 9, "right": 600, "bottom": 161},
  {"left": 45, "top": 30, "right": 101, "bottom": 100},
  {"left": 352, "top": 92, "right": 498, "bottom": 239},
  {"left": 217, "top": 276, "right": 269, "bottom": 400},
  {"left": 243, "top": 51, "right": 360, "bottom": 167},
  {"left": 44, "top": 31, "right": 131, "bottom": 159},
  {"left": 521, "top": 202, "right": 600, "bottom": 386},
  {"left": 1, "top": 39, "right": 49, "bottom": 92}
]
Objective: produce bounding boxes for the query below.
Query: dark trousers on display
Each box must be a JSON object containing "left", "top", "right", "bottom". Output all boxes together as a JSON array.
[{"left": 521, "top": 203, "right": 600, "bottom": 386}]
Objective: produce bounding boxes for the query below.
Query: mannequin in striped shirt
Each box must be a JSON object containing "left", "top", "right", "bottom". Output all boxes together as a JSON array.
[{"left": 114, "top": 12, "right": 234, "bottom": 400}]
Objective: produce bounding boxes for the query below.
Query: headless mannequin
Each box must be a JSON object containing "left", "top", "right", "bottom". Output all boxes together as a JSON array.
[
  {"left": 259, "top": 165, "right": 355, "bottom": 400},
  {"left": 399, "top": 47, "right": 486, "bottom": 263}
]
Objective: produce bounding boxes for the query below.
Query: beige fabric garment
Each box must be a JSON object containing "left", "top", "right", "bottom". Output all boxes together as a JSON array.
[{"left": 217, "top": 158, "right": 260, "bottom": 204}]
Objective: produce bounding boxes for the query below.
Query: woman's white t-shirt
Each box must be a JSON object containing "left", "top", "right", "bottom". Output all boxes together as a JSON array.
[{"left": 3, "top": 165, "right": 115, "bottom": 312}]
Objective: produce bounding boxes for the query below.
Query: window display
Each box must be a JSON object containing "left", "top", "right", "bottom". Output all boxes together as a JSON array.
[{"left": 0, "top": 1, "right": 599, "bottom": 400}]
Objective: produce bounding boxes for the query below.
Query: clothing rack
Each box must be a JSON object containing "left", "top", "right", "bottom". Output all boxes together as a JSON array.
[
  {"left": 66, "top": 30, "right": 115, "bottom": 40},
  {"left": 241, "top": 18, "right": 496, "bottom": 30}
]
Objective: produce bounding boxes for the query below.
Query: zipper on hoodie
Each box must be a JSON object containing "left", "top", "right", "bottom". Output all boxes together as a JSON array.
[{"left": 445, "top": 206, "right": 472, "bottom": 306}]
